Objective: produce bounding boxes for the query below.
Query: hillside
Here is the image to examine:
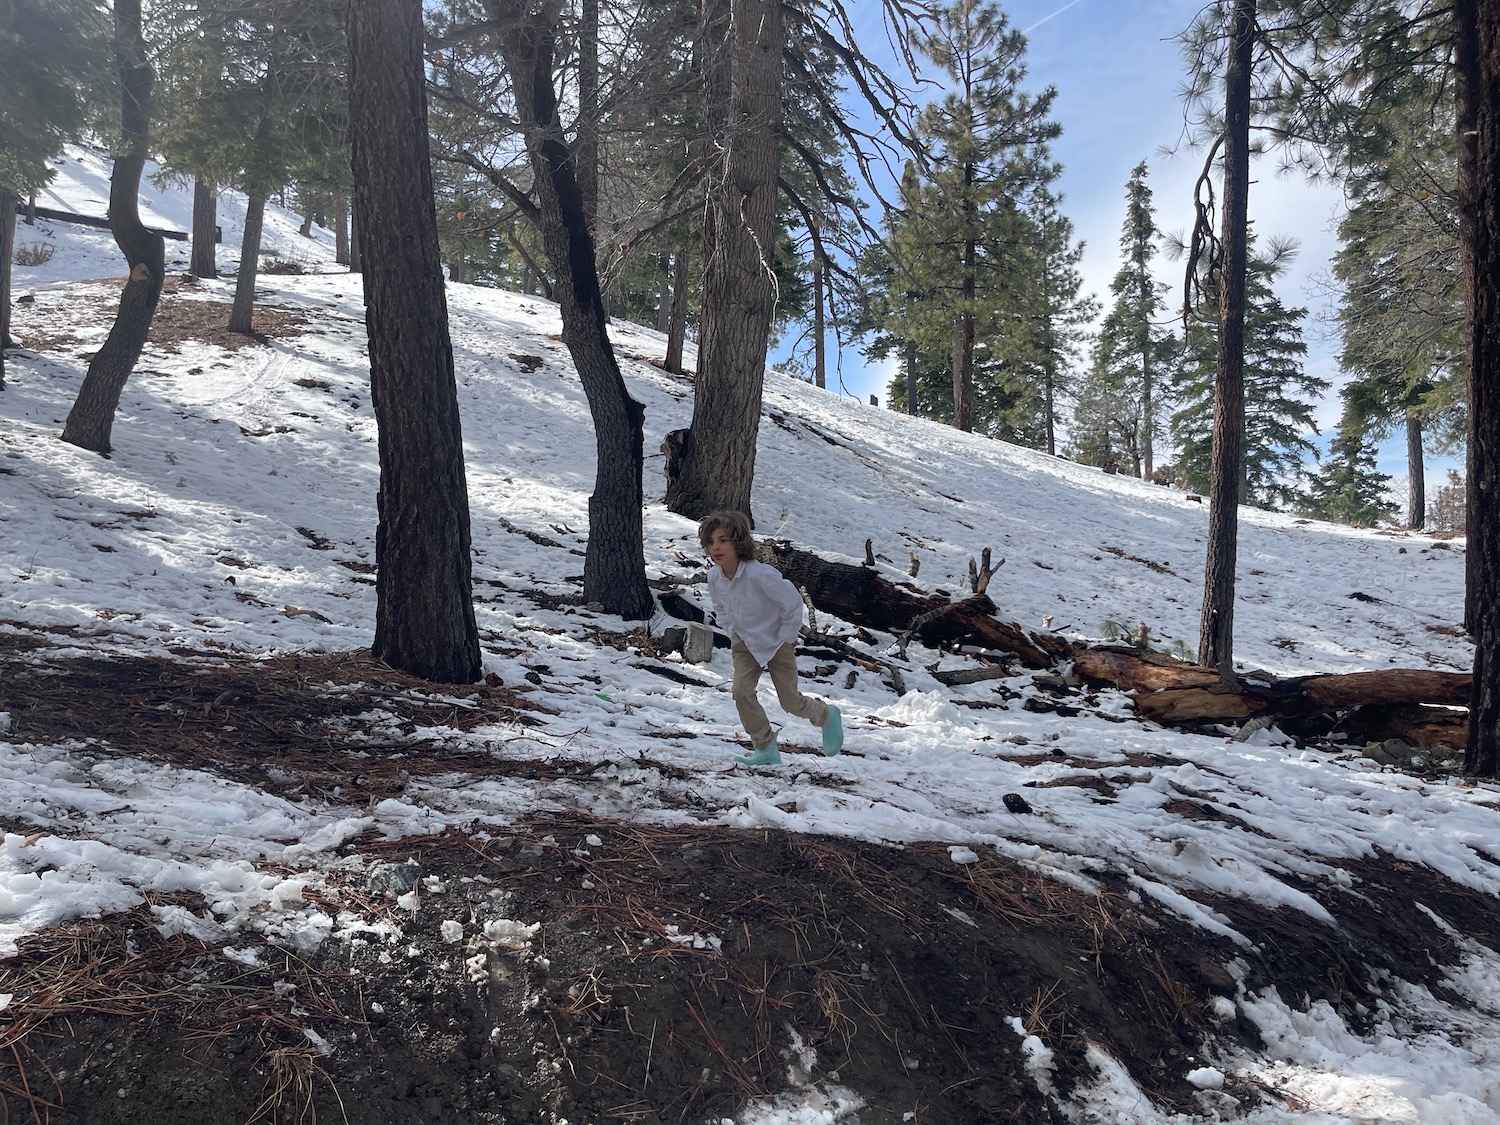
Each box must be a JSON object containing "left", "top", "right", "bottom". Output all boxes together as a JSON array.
[{"left": 1, "top": 150, "right": 1497, "bottom": 1125}]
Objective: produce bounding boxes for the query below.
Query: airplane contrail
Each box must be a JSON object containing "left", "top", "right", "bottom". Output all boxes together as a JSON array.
[{"left": 1023, "top": 0, "right": 1088, "bottom": 35}]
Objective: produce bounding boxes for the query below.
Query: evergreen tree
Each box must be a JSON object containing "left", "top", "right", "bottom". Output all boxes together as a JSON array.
[
  {"left": 347, "top": 0, "right": 481, "bottom": 683},
  {"left": 1333, "top": 97, "right": 1463, "bottom": 529},
  {"left": 877, "top": 0, "right": 1059, "bottom": 437},
  {"left": 151, "top": 0, "right": 347, "bottom": 332},
  {"left": 1303, "top": 426, "right": 1398, "bottom": 527},
  {"left": 1171, "top": 240, "right": 1326, "bottom": 510},
  {"left": 0, "top": 0, "right": 108, "bottom": 383},
  {"left": 1028, "top": 196, "right": 1097, "bottom": 457},
  {"left": 1076, "top": 162, "right": 1177, "bottom": 475}
]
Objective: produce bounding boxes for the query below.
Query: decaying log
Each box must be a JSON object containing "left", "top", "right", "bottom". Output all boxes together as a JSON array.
[
  {"left": 932, "top": 664, "right": 1014, "bottom": 687},
  {"left": 758, "top": 540, "right": 947, "bottom": 628},
  {"left": 681, "top": 539, "right": 1470, "bottom": 749}
]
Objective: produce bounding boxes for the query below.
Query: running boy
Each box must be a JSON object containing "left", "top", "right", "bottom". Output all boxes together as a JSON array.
[{"left": 698, "top": 510, "right": 843, "bottom": 766}]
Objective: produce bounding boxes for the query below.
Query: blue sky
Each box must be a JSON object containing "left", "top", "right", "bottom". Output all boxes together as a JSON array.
[{"left": 805, "top": 1, "right": 1382, "bottom": 475}]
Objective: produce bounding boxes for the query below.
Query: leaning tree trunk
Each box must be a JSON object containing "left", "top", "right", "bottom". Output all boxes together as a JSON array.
[
  {"left": 1, "top": 187, "right": 15, "bottom": 388},
  {"left": 61, "top": 0, "right": 165, "bottom": 456},
  {"left": 497, "top": 0, "right": 652, "bottom": 620},
  {"left": 663, "top": 0, "right": 782, "bottom": 521},
  {"left": 347, "top": 0, "right": 482, "bottom": 684},
  {"left": 1197, "top": 0, "right": 1254, "bottom": 680},
  {"left": 1458, "top": 0, "right": 1500, "bottom": 775},
  {"left": 190, "top": 177, "right": 217, "bottom": 279},
  {"left": 228, "top": 190, "right": 266, "bottom": 334}
]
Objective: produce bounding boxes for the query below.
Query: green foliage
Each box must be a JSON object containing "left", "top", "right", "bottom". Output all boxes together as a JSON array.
[
  {"left": 1170, "top": 238, "right": 1326, "bottom": 511},
  {"left": 1302, "top": 425, "right": 1399, "bottom": 528},
  {"left": 0, "top": 0, "right": 109, "bottom": 196},
  {"left": 869, "top": 0, "right": 1068, "bottom": 442},
  {"left": 150, "top": 0, "right": 348, "bottom": 198},
  {"left": 1074, "top": 162, "right": 1178, "bottom": 473}
]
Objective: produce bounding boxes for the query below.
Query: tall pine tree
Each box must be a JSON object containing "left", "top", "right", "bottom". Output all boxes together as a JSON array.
[
  {"left": 1171, "top": 240, "right": 1326, "bottom": 511},
  {"left": 1076, "top": 162, "right": 1177, "bottom": 476}
]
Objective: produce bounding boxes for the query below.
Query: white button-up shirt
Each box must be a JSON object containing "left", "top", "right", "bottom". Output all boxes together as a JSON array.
[{"left": 706, "top": 559, "right": 805, "bottom": 666}]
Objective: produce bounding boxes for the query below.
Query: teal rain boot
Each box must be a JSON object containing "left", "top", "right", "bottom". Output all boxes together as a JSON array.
[
  {"left": 821, "top": 705, "right": 844, "bottom": 756},
  {"left": 734, "top": 736, "right": 781, "bottom": 767}
]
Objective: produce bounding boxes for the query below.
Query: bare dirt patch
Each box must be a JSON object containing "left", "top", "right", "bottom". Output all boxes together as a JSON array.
[
  {"left": 10, "top": 275, "right": 308, "bottom": 355},
  {"left": 4, "top": 635, "right": 1500, "bottom": 1124}
]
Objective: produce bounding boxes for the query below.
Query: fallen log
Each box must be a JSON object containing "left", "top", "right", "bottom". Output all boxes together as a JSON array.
[
  {"left": 726, "top": 540, "right": 1470, "bottom": 751},
  {"left": 29, "top": 204, "right": 188, "bottom": 241}
]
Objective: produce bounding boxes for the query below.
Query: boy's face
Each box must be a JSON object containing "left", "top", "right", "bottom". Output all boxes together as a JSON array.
[{"left": 706, "top": 528, "right": 738, "bottom": 569}]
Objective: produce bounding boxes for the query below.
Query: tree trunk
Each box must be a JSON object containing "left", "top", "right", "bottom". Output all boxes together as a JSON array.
[
  {"left": 349, "top": 203, "right": 362, "bottom": 273},
  {"left": 1, "top": 187, "right": 14, "bottom": 387},
  {"left": 1043, "top": 330, "right": 1057, "bottom": 457},
  {"left": 577, "top": 0, "right": 599, "bottom": 234},
  {"left": 656, "top": 252, "right": 671, "bottom": 334},
  {"left": 61, "top": 0, "right": 165, "bottom": 457},
  {"left": 1457, "top": 0, "right": 1500, "bottom": 775},
  {"left": 813, "top": 253, "right": 826, "bottom": 390},
  {"left": 333, "top": 192, "right": 350, "bottom": 266},
  {"left": 905, "top": 340, "right": 918, "bottom": 416},
  {"left": 228, "top": 190, "right": 266, "bottom": 334},
  {"left": 663, "top": 0, "right": 782, "bottom": 520},
  {"left": 954, "top": 195, "right": 977, "bottom": 432},
  {"left": 190, "top": 178, "right": 217, "bottom": 279},
  {"left": 1406, "top": 412, "right": 1425, "bottom": 530},
  {"left": 497, "top": 0, "right": 652, "bottom": 620},
  {"left": 347, "top": 0, "right": 482, "bottom": 684},
  {"left": 664, "top": 246, "right": 688, "bottom": 375},
  {"left": 1197, "top": 0, "right": 1254, "bottom": 679}
]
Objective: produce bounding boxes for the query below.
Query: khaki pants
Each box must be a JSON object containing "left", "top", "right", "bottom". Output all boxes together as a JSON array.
[{"left": 731, "top": 638, "right": 827, "bottom": 749}]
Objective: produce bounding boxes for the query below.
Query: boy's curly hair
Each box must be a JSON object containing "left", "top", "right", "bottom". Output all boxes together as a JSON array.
[{"left": 697, "top": 509, "right": 755, "bottom": 560}]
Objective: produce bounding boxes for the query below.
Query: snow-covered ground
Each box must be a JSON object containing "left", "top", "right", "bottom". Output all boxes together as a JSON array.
[{"left": 1, "top": 146, "right": 1495, "bottom": 1124}]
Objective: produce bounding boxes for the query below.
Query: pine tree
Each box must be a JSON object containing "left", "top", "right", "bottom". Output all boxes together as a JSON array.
[
  {"left": 882, "top": 0, "right": 1059, "bottom": 436},
  {"left": 0, "top": 0, "right": 108, "bottom": 383},
  {"left": 1303, "top": 426, "right": 1398, "bottom": 527},
  {"left": 1076, "top": 162, "right": 1177, "bottom": 475},
  {"left": 151, "top": 0, "right": 347, "bottom": 332},
  {"left": 1171, "top": 240, "right": 1326, "bottom": 510}
]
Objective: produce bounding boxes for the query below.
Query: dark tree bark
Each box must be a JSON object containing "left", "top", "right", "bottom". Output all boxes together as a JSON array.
[
  {"left": 1458, "top": 0, "right": 1500, "bottom": 775},
  {"left": 953, "top": 194, "right": 976, "bottom": 432},
  {"left": 347, "top": 0, "right": 482, "bottom": 684},
  {"left": 349, "top": 201, "right": 362, "bottom": 273},
  {"left": 577, "top": 0, "right": 599, "bottom": 233},
  {"left": 663, "top": 0, "right": 782, "bottom": 520},
  {"left": 61, "top": 0, "right": 165, "bottom": 456},
  {"left": 656, "top": 253, "right": 672, "bottom": 334},
  {"left": 333, "top": 192, "right": 350, "bottom": 266},
  {"left": 495, "top": 0, "right": 652, "bottom": 620},
  {"left": 1, "top": 187, "right": 15, "bottom": 387},
  {"left": 664, "top": 247, "right": 688, "bottom": 375},
  {"left": 813, "top": 253, "right": 826, "bottom": 389},
  {"left": 228, "top": 190, "right": 267, "bottom": 334},
  {"left": 1406, "top": 413, "right": 1425, "bottom": 530},
  {"left": 190, "top": 178, "right": 218, "bottom": 279},
  {"left": 1197, "top": 0, "right": 1254, "bottom": 680},
  {"left": 905, "top": 340, "right": 918, "bottom": 416}
]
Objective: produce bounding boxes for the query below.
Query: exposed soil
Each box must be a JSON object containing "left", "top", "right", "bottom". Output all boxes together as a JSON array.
[
  {"left": 9, "top": 275, "right": 308, "bottom": 355},
  {"left": 4, "top": 638, "right": 1500, "bottom": 1124}
]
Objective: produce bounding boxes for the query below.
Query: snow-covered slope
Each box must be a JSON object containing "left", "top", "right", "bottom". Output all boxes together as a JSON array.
[{"left": 1, "top": 147, "right": 1494, "bottom": 1125}]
